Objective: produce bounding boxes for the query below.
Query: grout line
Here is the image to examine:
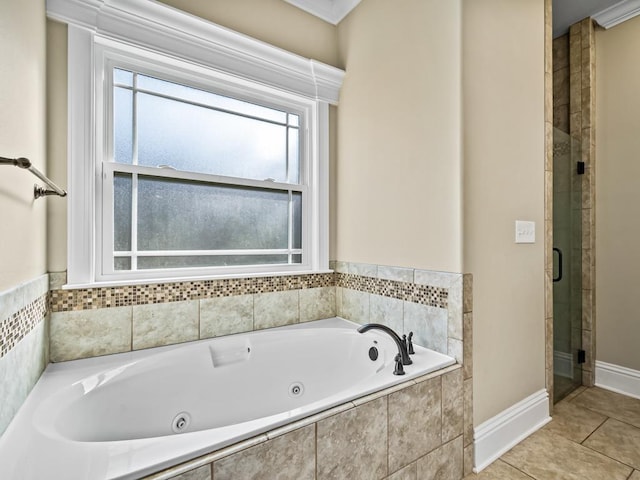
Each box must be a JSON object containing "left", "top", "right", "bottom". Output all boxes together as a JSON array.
[
  {"left": 496, "top": 458, "right": 537, "bottom": 479},
  {"left": 579, "top": 416, "right": 609, "bottom": 445}
]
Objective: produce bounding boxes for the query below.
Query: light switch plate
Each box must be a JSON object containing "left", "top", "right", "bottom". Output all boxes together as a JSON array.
[{"left": 515, "top": 220, "right": 535, "bottom": 243}]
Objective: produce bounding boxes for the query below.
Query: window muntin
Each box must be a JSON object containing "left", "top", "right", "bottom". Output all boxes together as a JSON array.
[{"left": 104, "top": 66, "right": 307, "bottom": 277}]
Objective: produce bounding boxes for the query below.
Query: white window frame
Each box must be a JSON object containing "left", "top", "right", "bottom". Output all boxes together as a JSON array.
[{"left": 47, "top": 0, "right": 344, "bottom": 287}]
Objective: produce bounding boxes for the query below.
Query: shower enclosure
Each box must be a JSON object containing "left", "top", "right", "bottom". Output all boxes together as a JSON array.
[{"left": 552, "top": 127, "right": 583, "bottom": 402}]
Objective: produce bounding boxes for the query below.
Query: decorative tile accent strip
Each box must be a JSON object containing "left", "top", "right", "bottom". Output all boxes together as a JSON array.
[
  {"left": 337, "top": 273, "right": 448, "bottom": 309},
  {"left": 0, "top": 294, "right": 48, "bottom": 358},
  {"left": 50, "top": 273, "right": 335, "bottom": 313}
]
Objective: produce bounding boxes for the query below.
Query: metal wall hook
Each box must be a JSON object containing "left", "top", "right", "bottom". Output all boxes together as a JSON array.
[{"left": 0, "top": 156, "right": 67, "bottom": 199}]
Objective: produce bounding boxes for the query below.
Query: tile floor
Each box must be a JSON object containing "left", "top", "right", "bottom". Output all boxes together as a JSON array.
[{"left": 465, "top": 387, "right": 640, "bottom": 480}]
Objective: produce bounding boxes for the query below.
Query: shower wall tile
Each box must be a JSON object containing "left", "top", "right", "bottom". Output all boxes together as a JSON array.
[
  {"left": 213, "top": 424, "right": 315, "bottom": 480},
  {"left": 333, "top": 260, "right": 348, "bottom": 273},
  {"left": 464, "top": 444, "right": 474, "bottom": 477},
  {"left": 463, "top": 312, "right": 473, "bottom": 380},
  {"left": 582, "top": 288, "right": 593, "bottom": 331},
  {"left": 447, "top": 275, "right": 463, "bottom": 341},
  {"left": 377, "top": 265, "right": 413, "bottom": 283},
  {"left": 51, "top": 306, "right": 132, "bottom": 361},
  {"left": 370, "top": 294, "right": 403, "bottom": 333},
  {"left": 317, "top": 397, "right": 388, "bottom": 480},
  {"left": 299, "top": 286, "right": 335, "bottom": 322},
  {"left": 49, "top": 273, "right": 335, "bottom": 313},
  {"left": 464, "top": 378, "right": 474, "bottom": 447},
  {"left": 154, "top": 364, "right": 465, "bottom": 480},
  {"left": 200, "top": 295, "right": 253, "bottom": 339},
  {"left": 0, "top": 320, "right": 48, "bottom": 437},
  {"left": 341, "top": 288, "right": 370, "bottom": 325},
  {"left": 388, "top": 376, "right": 442, "bottom": 472},
  {"left": 448, "top": 338, "right": 463, "bottom": 364},
  {"left": 348, "top": 262, "right": 377, "bottom": 277},
  {"left": 416, "top": 436, "right": 463, "bottom": 480},
  {"left": 0, "top": 275, "right": 50, "bottom": 437},
  {"left": 254, "top": 290, "right": 299, "bottom": 330},
  {"left": 48, "top": 271, "right": 67, "bottom": 290},
  {"left": 414, "top": 269, "right": 455, "bottom": 289},
  {"left": 442, "top": 368, "right": 464, "bottom": 443},
  {"left": 335, "top": 286, "right": 344, "bottom": 316},
  {"left": 463, "top": 274, "right": 473, "bottom": 313},
  {"left": 404, "top": 302, "right": 447, "bottom": 354},
  {"left": 170, "top": 465, "right": 211, "bottom": 480},
  {"left": 336, "top": 270, "right": 448, "bottom": 309},
  {"left": 133, "top": 301, "right": 199, "bottom": 350}
]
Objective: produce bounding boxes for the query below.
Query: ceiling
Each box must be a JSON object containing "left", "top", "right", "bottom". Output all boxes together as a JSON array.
[{"left": 286, "top": 0, "right": 640, "bottom": 37}]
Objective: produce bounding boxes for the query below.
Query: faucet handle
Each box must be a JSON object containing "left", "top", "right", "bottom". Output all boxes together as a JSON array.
[
  {"left": 393, "top": 353, "right": 405, "bottom": 375},
  {"left": 407, "top": 332, "right": 415, "bottom": 354}
]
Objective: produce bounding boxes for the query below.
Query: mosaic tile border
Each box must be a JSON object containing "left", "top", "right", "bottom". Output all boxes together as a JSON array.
[
  {"left": 0, "top": 294, "right": 48, "bottom": 358},
  {"left": 337, "top": 273, "right": 448, "bottom": 310},
  {"left": 50, "top": 273, "right": 336, "bottom": 313},
  {"left": 49, "top": 271, "right": 449, "bottom": 313}
]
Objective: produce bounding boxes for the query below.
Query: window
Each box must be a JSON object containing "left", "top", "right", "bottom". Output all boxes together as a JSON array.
[
  {"left": 56, "top": 0, "right": 343, "bottom": 286},
  {"left": 105, "top": 68, "right": 305, "bottom": 276}
]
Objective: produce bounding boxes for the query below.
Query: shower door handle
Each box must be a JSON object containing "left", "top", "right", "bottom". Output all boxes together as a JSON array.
[{"left": 553, "top": 247, "right": 563, "bottom": 282}]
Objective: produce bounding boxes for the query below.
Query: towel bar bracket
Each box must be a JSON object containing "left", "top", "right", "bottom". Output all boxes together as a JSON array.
[{"left": 0, "top": 156, "right": 67, "bottom": 199}]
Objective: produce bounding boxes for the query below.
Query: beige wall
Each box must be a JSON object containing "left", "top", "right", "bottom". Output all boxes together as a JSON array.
[
  {"left": 336, "top": 0, "right": 463, "bottom": 273},
  {"left": 46, "top": 20, "right": 68, "bottom": 274},
  {"left": 595, "top": 15, "right": 640, "bottom": 371},
  {"left": 463, "top": 0, "right": 546, "bottom": 424},
  {"left": 0, "top": 0, "right": 48, "bottom": 292}
]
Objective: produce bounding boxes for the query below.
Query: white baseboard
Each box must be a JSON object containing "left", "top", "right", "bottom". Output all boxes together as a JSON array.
[
  {"left": 473, "top": 389, "right": 551, "bottom": 472},
  {"left": 595, "top": 361, "right": 640, "bottom": 400},
  {"left": 554, "top": 351, "right": 573, "bottom": 379}
]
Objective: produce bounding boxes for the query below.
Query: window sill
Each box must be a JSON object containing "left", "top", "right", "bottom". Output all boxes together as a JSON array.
[{"left": 62, "top": 269, "right": 335, "bottom": 290}]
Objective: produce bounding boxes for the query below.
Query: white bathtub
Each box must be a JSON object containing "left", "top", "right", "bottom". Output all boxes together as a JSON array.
[{"left": 0, "top": 317, "right": 455, "bottom": 479}]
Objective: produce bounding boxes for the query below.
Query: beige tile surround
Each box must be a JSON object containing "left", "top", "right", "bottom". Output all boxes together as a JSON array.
[
  {"left": 48, "top": 273, "right": 337, "bottom": 362},
  {"left": 3, "top": 263, "right": 473, "bottom": 478},
  {"left": 0, "top": 274, "right": 50, "bottom": 436},
  {"left": 144, "top": 365, "right": 467, "bottom": 480}
]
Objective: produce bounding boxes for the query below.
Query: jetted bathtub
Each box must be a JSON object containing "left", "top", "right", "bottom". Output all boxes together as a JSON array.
[{"left": 0, "top": 317, "right": 455, "bottom": 479}]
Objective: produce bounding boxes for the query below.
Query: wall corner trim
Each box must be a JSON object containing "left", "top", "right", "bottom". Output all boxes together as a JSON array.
[
  {"left": 595, "top": 361, "right": 640, "bottom": 400},
  {"left": 473, "top": 389, "right": 551, "bottom": 473}
]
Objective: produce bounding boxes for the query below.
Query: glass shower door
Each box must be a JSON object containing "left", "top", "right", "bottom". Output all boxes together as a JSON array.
[{"left": 552, "top": 128, "right": 583, "bottom": 402}]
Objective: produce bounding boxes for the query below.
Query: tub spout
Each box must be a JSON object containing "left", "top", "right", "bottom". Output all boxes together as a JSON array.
[{"left": 357, "top": 323, "right": 412, "bottom": 367}]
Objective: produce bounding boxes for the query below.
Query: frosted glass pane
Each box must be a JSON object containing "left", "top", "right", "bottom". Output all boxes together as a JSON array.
[
  {"left": 138, "top": 255, "right": 289, "bottom": 269},
  {"left": 137, "top": 74, "right": 287, "bottom": 124},
  {"left": 114, "top": 173, "right": 132, "bottom": 251},
  {"left": 137, "top": 176, "right": 289, "bottom": 251},
  {"left": 114, "top": 87, "right": 133, "bottom": 164},
  {"left": 292, "top": 192, "right": 302, "bottom": 249},
  {"left": 288, "top": 127, "right": 299, "bottom": 183},
  {"left": 114, "top": 257, "right": 131, "bottom": 271},
  {"left": 137, "top": 93, "right": 289, "bottom": 182},
  {"left": 114, "top": 68, "right": 133, "bottom": 87}
]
